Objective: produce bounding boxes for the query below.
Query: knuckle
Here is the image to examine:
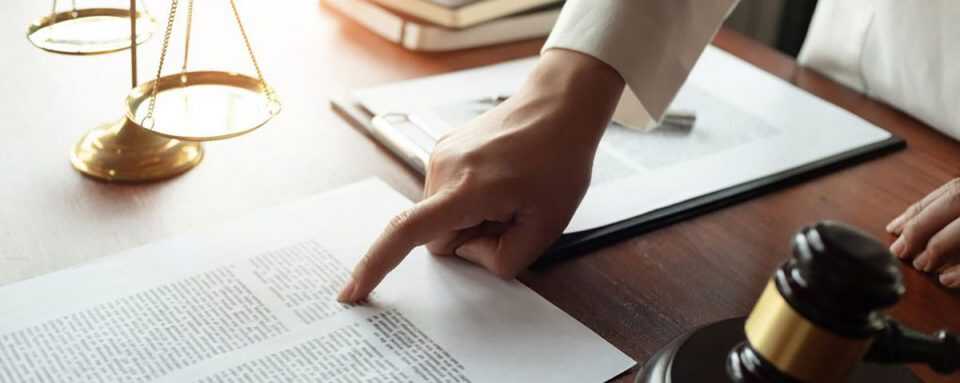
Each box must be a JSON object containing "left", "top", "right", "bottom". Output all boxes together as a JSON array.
[
  {"left": 906, "top": 202, "right": 924, "bottom": 216},
  {"left": 459, "top": 148, "right": 487, "bottom": 167},
  {"left": 901, "top": 219, "right": 921, "bottom": 240},
  {"left": 387, "top": 209, "right": 414, "bottom": 235},
  {"left": 456, "top": 169, "right": 483, "bottom": 191}
]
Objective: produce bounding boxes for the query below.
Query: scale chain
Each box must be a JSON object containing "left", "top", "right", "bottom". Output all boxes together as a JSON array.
[
  {"left": 141, "top": 0, "right": 180, "bottom": 129},
  {"left": 49, "top": 0, "right": 57, "bottom": 24},
  {"left": 182, "top": 0, "right": 193, "bottom": 75},
  {"left": 141, "top": 0, "right": 278, "bottom": 129},
  {"left": 228, "top": 0, "right": 279, "bottom": 112}
]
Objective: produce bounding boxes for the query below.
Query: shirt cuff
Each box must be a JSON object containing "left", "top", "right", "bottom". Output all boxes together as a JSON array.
[{"left": 542, "top": 0, "right": 738, "bottom": 125}]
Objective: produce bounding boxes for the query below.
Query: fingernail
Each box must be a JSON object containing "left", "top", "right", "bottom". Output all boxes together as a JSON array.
[
  {"left": 337, "top": 277, "right": 357, "bottom": 303},
  {"left": 886, "top": 217, "right": 901, "bottom": 233},
  {"left": 939, "top": 271, "right": 960, "bottom": 288},
  {"left": 913, "top": 253, "right": 929, "bottom": 272},
  {"left": 890, "top": 236, "right": 907, "bottom": 258}
]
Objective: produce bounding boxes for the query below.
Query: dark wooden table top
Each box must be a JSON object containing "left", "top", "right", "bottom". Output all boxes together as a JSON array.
[{"left": 2, "top": 1, "right": 958, "bottom": 382}]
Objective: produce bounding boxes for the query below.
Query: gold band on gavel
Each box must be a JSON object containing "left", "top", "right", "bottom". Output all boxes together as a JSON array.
[{"left": 744, "top": 281, "right": 873, "bottom": 383}]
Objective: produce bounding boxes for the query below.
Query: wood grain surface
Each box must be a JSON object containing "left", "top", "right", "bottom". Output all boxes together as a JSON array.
[{"left": 1, "top": 1, "right": 957, "bottom": 382}]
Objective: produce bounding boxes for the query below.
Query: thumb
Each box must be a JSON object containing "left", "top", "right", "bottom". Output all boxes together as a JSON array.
[{"left": 456, "top": 217, "right": 561, "bottom": 279}]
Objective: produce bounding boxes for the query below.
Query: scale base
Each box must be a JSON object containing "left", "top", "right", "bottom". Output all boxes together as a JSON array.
[
  {"left": 70, "top": 118, "right": 203, "bottom": 182},
  {"left": 637, "top": 317, "right": 921, "bottom": 383}
]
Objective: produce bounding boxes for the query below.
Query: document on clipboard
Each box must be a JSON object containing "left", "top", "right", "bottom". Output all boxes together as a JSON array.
[{"left": 331, "top": 46, "right": 904, "bottom": 261}]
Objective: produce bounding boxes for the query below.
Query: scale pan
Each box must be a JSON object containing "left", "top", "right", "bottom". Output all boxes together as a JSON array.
[
  {"left": 27, "top": 8, "right": 154, "bottom": 55},
  {"left": 126, "top": 71, "right": 279, "bottom": 141}
]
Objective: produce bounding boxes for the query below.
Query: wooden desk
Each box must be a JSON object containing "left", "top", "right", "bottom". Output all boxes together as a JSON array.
[{"left": 1, "top": 2, "right": 957, "bottom": 382}]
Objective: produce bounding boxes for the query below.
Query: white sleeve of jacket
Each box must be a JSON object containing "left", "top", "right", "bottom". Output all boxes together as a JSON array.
[{"left": 542, "top": 0, "right": 738, "bottom": 126}]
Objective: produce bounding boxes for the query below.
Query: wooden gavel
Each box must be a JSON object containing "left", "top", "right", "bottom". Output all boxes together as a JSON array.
[
  {"left": 638, "top": 221, "right": 959, "bottom": 383},
  {"left": 727, "top": 221, "right": 959, "bottom": 382}
]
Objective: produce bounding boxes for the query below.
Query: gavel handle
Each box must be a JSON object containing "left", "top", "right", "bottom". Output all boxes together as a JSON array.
[{"left": 865, "top": 319, "right": 960, "bottom": 374}]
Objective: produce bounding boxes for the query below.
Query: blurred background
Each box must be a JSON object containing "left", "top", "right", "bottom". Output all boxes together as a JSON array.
[{"left": 725, "top": 0, "right": 818, "bottom": 57}]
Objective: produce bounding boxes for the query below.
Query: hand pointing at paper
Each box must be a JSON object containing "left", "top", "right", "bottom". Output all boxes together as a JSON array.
[
  {"left": 337, "top": 50, "right": 624, "bottom": 303},
  {"left": 338, "top": 0, "right": 742, "bottom": 302}
]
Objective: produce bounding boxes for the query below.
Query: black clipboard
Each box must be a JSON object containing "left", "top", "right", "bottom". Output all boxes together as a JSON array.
[{"left": 330, "top": 97, "right": 906, "bottom": 266}]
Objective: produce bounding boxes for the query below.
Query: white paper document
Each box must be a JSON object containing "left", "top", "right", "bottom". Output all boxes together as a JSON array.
[
  {"left": 0, "top": 179, "right": 634, "bottom": 382},
  {"left": 353, "top": 46, "right": 893, "bottom": 233}
]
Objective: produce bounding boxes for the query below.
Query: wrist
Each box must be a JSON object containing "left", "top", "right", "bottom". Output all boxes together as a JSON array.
[
  {"left": 528, "top": 49, "right": 623, "bottom": 101},
  {"left": 520, "top": 49, "right": 625, "bottom": 134}
]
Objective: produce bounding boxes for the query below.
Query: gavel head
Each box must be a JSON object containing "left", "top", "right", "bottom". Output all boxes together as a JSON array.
[{"left": 727, "top": 221, "right": 905, "bottom": 383}]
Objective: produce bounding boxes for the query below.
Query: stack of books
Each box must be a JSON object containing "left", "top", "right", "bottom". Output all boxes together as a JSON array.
[{"left": 322, "top": 0, "right": 563, "bottom": 51}]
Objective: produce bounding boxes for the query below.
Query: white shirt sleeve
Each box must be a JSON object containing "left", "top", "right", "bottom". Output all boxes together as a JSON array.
[
  {"left": 542, "top": 0, "right": 738, "bottom": 126},
  {"left": 800, "top": 0, "right": 960, "bottom": 140}
]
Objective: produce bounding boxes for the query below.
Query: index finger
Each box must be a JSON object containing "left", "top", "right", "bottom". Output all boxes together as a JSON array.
[{"left": 338, "top": 189, "right": 477, "bottom": 302}]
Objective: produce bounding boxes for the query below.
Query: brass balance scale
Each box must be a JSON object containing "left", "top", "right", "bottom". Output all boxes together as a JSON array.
[{"left": 27, "top": 0, "right": 279, "bottom": 182}]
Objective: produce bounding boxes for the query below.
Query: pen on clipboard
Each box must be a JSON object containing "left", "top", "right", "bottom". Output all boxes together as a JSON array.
[{"left": 483, "top": 95, "right": 697, "bottom": 130}]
